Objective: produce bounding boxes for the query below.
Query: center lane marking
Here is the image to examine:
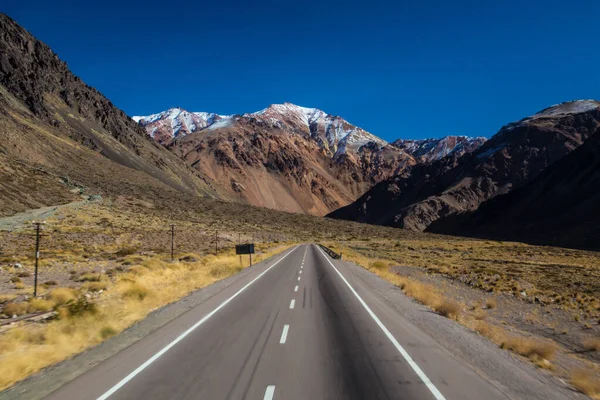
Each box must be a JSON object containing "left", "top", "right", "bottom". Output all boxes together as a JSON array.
[
  {"left": 297, "top": 276, "right": 301, "bottom": 281},
  {"left": 96, "top": 246, "right": 299, "bottom": 400},
  {"left": 294, "top": 285, "right": 298, "bottom": 292},
  {"left": 289, "top": 299, "right": 295, "bottom": 309},
  {"left": 279, "top": 324, "right": 290, "bottom": 344}
]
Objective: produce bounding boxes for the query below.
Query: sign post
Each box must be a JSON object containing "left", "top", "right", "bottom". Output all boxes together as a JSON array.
[
  {"left": 32, "top": 221, "right": 46, "bottom": 297},
  {"left": 235, "top": 243, "right": 255, "bottom": 267}
]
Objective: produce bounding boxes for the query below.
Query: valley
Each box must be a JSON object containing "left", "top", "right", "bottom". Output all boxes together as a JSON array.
[{"left": 1, "top": 8, "right": 600, "bottom": 400}]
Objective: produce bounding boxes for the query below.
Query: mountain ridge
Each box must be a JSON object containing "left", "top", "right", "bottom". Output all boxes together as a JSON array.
[{"left": 328, "top": 99, "right": 600, "bottom": 230}]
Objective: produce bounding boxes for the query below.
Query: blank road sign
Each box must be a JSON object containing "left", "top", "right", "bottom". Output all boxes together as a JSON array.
[{"left": 236, "top": 244, "right": 255, "bottom": 255}]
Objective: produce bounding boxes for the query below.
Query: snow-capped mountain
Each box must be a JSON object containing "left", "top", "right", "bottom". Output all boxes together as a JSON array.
[
  {"left": 392, "top": 136, "right": 486, "bottom": 163},
  {"left": 133, "top": 102, "right": 487, "bottom": 215},
  {"left": 134, "top": 102, "right": 388, "bottom": 158},
  {"left": 133, "top": 108, "right": 230, "bottom": 144}
]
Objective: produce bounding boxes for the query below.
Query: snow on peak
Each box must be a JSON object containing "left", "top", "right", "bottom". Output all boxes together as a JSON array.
[
  {"left": 533, "top": 100, "right": 600, "bottom": 118},
  {"left": 133, "top": 102, "right": 391, "bottom": 158}
]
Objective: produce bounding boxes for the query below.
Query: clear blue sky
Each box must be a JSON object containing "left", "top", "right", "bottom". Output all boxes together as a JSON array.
[{"left": 3, "top": 0, "right": 599, "bottom": 141}]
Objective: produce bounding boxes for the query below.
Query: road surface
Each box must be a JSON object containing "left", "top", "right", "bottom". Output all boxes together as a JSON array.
[{"left": 39, "top": 244, "right": 533, "bottom": 399}]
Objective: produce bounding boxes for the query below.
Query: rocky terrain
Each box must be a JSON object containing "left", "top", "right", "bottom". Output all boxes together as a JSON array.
[
  {"left": 0, "top": 13, "right": 222, "bottom": 217},
  {"left": 135, "top": 104, "right": 485, "bottom": 215},
  {"left": 392, "top": 136, "right": 486, "bottom": 163},
  {"left": 428, "top": 111, "right": 600, "bottom": 250},
  {"left": 328, "top": 100, "right": 600, "bottom": 232}
]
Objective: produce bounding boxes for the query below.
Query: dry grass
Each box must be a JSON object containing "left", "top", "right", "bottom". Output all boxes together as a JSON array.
[
  {"left": 0, "top": 243, "right": 294, "bottom": 390},
  {"left": 500, "top": 336, "right": 557, "bottom": 361},
  {"left": 2, "top": 302, "right": 28, "bottom": 317},
  {"left": 436, "top": 300, "right": 461, "bottom": 319},
  {"left": 330, "top": 244, "right": 463, "bottom": 320},
  {"left": 49, "top": 288, "right": 77, "bottom": 305},
  {"left": 583, "top": 337, "right": 600, "bottom": 352},
  {"left": 571, "top": 368, "right": 600, "bottom": 398},
  {"left": 485, "top": 298, "right": 497, "bottom": 309}
]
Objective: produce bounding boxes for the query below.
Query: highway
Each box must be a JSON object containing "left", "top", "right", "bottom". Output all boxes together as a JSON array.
[{"left": 43, "top": 244, "right": 513, "bottom": 399}]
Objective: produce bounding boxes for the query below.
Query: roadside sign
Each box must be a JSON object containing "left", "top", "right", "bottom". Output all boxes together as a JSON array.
[{"left": 236, "top": 244, "right": 255, "bottom": 255}]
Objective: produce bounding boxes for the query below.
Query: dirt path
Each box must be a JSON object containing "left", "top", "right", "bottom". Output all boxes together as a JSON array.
[{"left": 0, "top": 199, "right": 98, "bottom": 232}]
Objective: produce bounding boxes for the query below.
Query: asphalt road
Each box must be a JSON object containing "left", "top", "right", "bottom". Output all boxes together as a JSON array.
[{"left": 44, "top": 244, "right": 511, "bottom": 400}]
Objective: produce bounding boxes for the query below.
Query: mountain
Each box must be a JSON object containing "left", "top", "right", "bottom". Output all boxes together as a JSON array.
[
  {"left": 136, "top": 103, "right": 416, "bottom": 215},
  {"left": 0, "top": 13, "right": 221, "bottom": 216},
  {"left": 135, "top": 104, "right": 486, "bottom": 215},
  {"left": 328, "top": 100, "right": 600, "bottom": 231},
  {"left": 392, "top": 136, "right": 486, "bottom": 163},
  {"left": 427, "top": 122, "right": 600, "bottom": 250}
]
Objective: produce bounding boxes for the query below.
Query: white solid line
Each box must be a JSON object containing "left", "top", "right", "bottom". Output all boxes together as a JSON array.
[
  {"left": 290, "top": 299, "right": 295, "bottom": 309},
  {"left": 96, "top": 246, "right": 299, "bottom": 400},
  {"left": 279, "top": 324, "right": 290, "bottom": 344},
  {"left": 264, "top": 385, "right": 276, "bottom": 400},
  {"left": 314, "top": 245, "right": 446, "bottom": 400},
  {"left": 294, "top": 285, "right": 298, "bottom": 292}
]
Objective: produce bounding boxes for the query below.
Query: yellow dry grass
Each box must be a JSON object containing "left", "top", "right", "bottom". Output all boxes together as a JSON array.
[
  {"left": 328, "top": 243, "right": 462, "bottom": 320},
  {"left": 571, "top": 368, "right": 600, "bottom": 398},
  {"left": 0, "top": 244, "right": 293, "bottom": 391},
  {"left": 500, "top": 336, "right": 557, "bottom": 361}
]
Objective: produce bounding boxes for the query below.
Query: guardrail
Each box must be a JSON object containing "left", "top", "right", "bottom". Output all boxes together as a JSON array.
[{"left": 318, "top": 244, "right": 342, "bottom": 259}]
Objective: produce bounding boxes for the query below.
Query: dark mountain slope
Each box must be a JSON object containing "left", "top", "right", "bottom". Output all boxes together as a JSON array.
[
  {"left": 428, "top": 126, "right": 600, "bottom": 250},
  {"left": 328, "top": 101, "right": 600, "bottom": 231},
  {"left": 0, "top": 13, "right": 221, "bottom": 215}
]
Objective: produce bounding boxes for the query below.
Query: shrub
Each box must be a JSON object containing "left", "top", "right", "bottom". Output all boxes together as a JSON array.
[
  {"left": 115, "top": 247, "right": 139, "bottom": 257},
  {"left": 122, "top": 283, "right": 149, "bottom": 301},
  {"left": 49, "top": 288, "right": 77, "bottom": 305},
  {"left": 28, "top": 298, "right": 53, "bottom": 313},
  {"left": 435, "top": 300, "right": 461, "bottom": 319},
  {"left": 76, "top": 273, "right": 101, "bottom": 282},
  {"left": 44, "top": 280, "right": 58, "bottom": 286},
  {"left": 501, "top": 337, "right": 557, "bottom": 360},
  {"left": 3, "top": 302, "right": 28, "bottom": 317},
  {"left": 571, "top": 368, "right": 600, "bottom": 397},
  {"left": 66, "top": 297, "right": 97, "bottom": 317},
  {"left": 17, "top": 272, "right": 31, "bottom": 278},
  {"left": 369, "top": 261, "right": 388, "bottom": 271},
  {"left": 9, "top": 276, "right": 21, "bottom": 283},
  {"left": 583, "top": 337, "right": 600, "bottom": 351},
  {"left": 485, "top": 298, "right": 497, "bottom": 309},
  {"left": 99, "top": 326, "right": 117, "bottom": 339},
  {"left": 84, "top": 281, "right": 108, "bottom": 292}
]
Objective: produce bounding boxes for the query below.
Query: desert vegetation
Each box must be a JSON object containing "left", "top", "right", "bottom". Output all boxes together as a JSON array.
[{"left": 325, "top": 239, "right": 600, "bottom": 397}]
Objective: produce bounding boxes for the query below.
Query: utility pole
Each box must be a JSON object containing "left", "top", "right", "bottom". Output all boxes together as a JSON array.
[
  {"left": 215, "top": 230, "right": 218, "bottom": 255},
  {"left": 32, "top": 221, "right": 45, "bottom": 297},
  {"left": 170, "top": 224, "right": 175, "bottom": 262}
]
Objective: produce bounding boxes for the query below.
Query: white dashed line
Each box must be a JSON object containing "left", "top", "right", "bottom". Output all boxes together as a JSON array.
[
  {"left": 294, "top": 285, "right": 298, "bottom": 292},
  {"left": 279, "top": 325, "right": 290, "bottom": 344},
  {"left": 96, "top": 246, "right": 298, "bottom": 400},
  {"left": 299, "top": 270, "right": 302, "bottom": 274},
  {"left": 297, "top": 277, "right": 301, "bottom": 281},
  {"left": 289, "top": 299, "right": 295, "bottom": 309},
  {"left": 264, "top": 385, "right": 275, "bottom": 400}
]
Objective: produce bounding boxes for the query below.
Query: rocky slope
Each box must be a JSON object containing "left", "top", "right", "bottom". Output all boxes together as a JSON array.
[
  {"left": 165, "top": 104, "right": 415, "bottom": 215},
  {"left": 328, "top": 100, "right": 600, "bottom": 230},
  {"left": 135, "top": 104, "right": 485, "bottom": 215},
  {"left": 0, "top": 13, "right": 221, "bottom": 216},
  {"left": 428, "top": 121, "right": 600, "bottom": 250},
  {"left": 392, "top": 136, "right": 486, "bottom": 163}
]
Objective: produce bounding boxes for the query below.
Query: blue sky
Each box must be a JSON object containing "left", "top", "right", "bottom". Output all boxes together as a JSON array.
[{"left": 3, "top": 0, "right": 599, "bottom": 141}]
